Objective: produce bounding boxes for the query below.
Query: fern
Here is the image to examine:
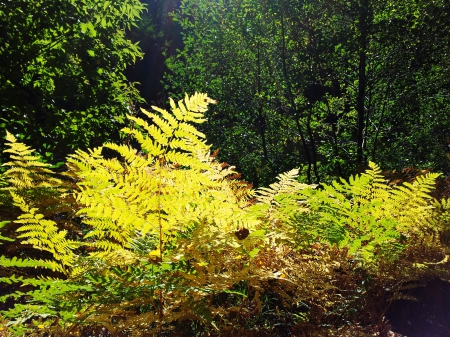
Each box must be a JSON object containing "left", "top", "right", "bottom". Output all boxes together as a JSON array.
[
  {"left": 17, "top": 93, "right": 260, "bottom": 334},
  {"left": 0, "top": 133, "right": 85, "bottom": 335},
  {"left": 0, "top": 222, "right": 79, "bottom": 336},
  {"left": 254, "top": 162, "right": 442, "bottom": 265},
  {"left": 2, "top": 131, "right": 63, "bottom": 190},
  {"left": 67, "top": 93, "right": 259, "bottom": 263},
  {"left": 8, "top": 94, "right": 440, "bottom": 335},
  {"left": 388, "top": 172, "right": 440, "bottom": 234},
  {"left": 1, "top": 130, "right": 79, "bottom": 269},
  {"left": 256, "top": 168, "right": 310, "bottom": 206},
  {"left": 10, "top": 191, "right": 79, "bottom": 273},
  {"left": 0, "top": 256, "right": 54, "bottom": 270},
  {"left": 0, "top": 278, "right": 92, "bottom": 336},
  {"left": 252, "top": 169, "right": 311, "bottom": 231}
]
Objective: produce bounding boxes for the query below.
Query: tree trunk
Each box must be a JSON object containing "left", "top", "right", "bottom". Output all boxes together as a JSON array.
[{"left": 356, "top": 0, "right": 369, "bottom": 165}]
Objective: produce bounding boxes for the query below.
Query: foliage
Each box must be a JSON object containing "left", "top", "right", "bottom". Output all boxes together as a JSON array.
[
  {"left": 164, "top": 0, "right": 450, "bottom": 185},
  {"left": 256, "top": 162, "right": 441, "bottom": 265},
  {"left": 0, "top": 93, "right": 265, "bottom": 335},
  {"left": 0, "top": 0, "right": 146, "bottom": 166},
  {"left": 0, "top": 93, "right": 449, "bottom": 336},
  {"left": 0, "top": 129, "right": 79, "bottom": 269},
  {"left": 0, "top": 129, "right": 82, "bottom": 335}
]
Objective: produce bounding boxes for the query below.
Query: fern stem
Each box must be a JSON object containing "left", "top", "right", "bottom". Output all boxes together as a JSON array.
[{"left": 157, "top": 159, "right": 163, "bottom": 336}]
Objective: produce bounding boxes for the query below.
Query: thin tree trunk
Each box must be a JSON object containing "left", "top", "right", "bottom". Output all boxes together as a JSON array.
[
  {"left": 371, "top": 77, "right": 391, "bottom": 161},
  {"left": 325, "top": 99, "right": 343, "bottom": 177},
  {"left": 356, "top": 0, "right": 369, "bottom": 165}
]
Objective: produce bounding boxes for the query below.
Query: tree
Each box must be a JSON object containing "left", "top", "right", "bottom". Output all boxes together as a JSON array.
[
  {"left": 165, "top": 0, "right": 304, "bottom": 186},
  {"left": 164, "top": 0, "right": 450, "bottom": 184},
  {"left": 164, "top": 0, "right": 358, "bottom": 185},
  {"left": 0, "top": 0, "right": 146, "bottom": 165},
  {"left": 367, "top": 0, "right": 450, "bottom": 171}
]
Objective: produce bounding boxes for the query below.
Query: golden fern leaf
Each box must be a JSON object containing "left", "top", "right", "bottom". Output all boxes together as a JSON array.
[
  {"left": 140, "top": 108, "right": 175, "bottom": 136},
  {"left": 11, "top": 191, "right": 78, "bottom": 273},
  {"left": 151, "top": 105, "right": 179, "bottom": 127},
  {"left": 68, "top": 93, "right": 259, "bottom": 268},
  {"left": 164, "top": 150, "right": 210, "bottom": 170},
  {"left": 256, "top": 169, "right": 310, "bottom": 205},
  {"left": 2, "top": 131, "right": 63, "bottom": 189},
  {"left": 103, "top": 143, "right": 149, "bottom": 168},
  {"left": 184, "top": 92, "right": 218, "bottom": 111},
  {"left": 171, "top": 92, "right": 216, "bottom": 123},
  {"left": 128, "top": 115, "right": 171, "bottom": 146}
]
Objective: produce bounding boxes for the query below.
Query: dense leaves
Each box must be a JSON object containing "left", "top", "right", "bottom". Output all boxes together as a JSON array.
[
  {"left": 0, "top": 0, "right": 145, "bottom": 165},
  {"left": 1, "top": 0, "right": 450, "bottom": 334},
  {"left": 164, "top": 0, "right": 450, "bottom": 185}
]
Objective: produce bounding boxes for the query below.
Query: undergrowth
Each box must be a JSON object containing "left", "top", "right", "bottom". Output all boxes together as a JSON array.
[{"left": 0, "top": 93, "right": 449, "bottom": 336}]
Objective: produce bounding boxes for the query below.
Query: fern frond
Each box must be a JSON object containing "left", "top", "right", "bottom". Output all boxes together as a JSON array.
[
  {"left": 103, "top": 143, "right": 150, "bottom": 168},
  {"left": 88, "top": 240, "right": 124, "bottom": 253},
  {"left": 164, "top": 150, "right": 210, "bottom": 170},
  {"left": 256, "top": 169, "right": 310, "bottom": 205},
  {"left": 292, "top": 163, "right": 442, "bottom": 263},
  {"left": 0, "top": 221, "right": 14, "bottom": 243},
  {"left": 138, "top": 109, "right": 175, "bottom": 138},
  {"left": 11, "top": 191, "right": 78, "bottom": 273},
  {"left": 184, "top": 92, "right": 218, "bottom": 113},
  {"left": 170, "top": 92, "right": 216, "bottom": 123},
  {"left": 151, "top": 105, "right": 179, "bottom": 128},
  {"left": 2, "top": 131, "right": 63, "bottom": 190},
  {"left": 128, "top": 115, "right": 172, "bottom": 146},
  {"left": 0, "top": 256, "right": 54, "bottom": 269}
]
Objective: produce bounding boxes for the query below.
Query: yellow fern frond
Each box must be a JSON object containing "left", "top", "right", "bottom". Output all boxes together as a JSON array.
[
  {"left": 128, "top": 115, "right": 172, "bottom": 146},
  {"left": 170, "top": 92, "right": 215, "bottom": 123},
  {"left": 11, "top": 192, "right": 78, "bottom": 273},
  {"left": 151, "top": 105, "right": 179, "bottom": 128},
  {"left": 139, "top": 109, "right": 175, "bottom": 137},
  {"left": 2, "top": 131, "right": 63, "bottom": 189},
  {"left": 256, "top": 169, "right": 310, "bottom": 205},
  {"left": 103, "top": 143, "right": 149, "bottom": 168},
  {"left": 69, "top": 93, "right": 259, "bottom": 269}
]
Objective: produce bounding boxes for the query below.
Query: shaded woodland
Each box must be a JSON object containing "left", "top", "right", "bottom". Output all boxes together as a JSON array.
[{"left": 1, "top": 0, "right": 450, "bottom": 336}]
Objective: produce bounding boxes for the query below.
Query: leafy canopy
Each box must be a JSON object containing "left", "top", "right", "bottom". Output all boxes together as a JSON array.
[{"left": 0, "top": 0, "right": 145, "bottom": 165}]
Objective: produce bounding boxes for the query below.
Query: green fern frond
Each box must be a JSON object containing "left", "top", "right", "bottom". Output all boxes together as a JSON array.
[
  {"left": 264, "top": 162, "right": 442, "bottom": 264},
  {"left": 386, "top": 172, "right": 441, "bottom": 235},
  {"left": 0, "top": 221, "right": 14, "bottom": 243},
  {"left": 0, "top": 256, "right": 54, "bottom": 269}
]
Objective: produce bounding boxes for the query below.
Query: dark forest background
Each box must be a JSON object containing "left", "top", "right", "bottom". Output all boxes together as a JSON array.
[
  {"left": 128, "top": 0, "right": 450, "bottom": 186},
  {"left": 2, "top": 0, "right": 450, "bottom": 186}
]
